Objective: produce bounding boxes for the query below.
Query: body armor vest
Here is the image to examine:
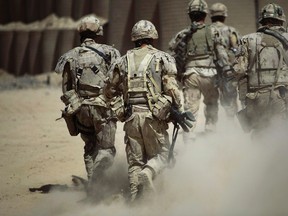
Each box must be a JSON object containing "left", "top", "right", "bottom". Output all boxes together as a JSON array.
[
  {"left": 125, "top": 48, "right": 162, "bottom": 108},
  {"left": 185, "top": 25, "right": 215, "bottom": 68},
  {"left": 75, "top": 46, "right": 108, "bottom": 97},
  {"left": 248, "top": 34, "right": 288, "bottom": 88}
]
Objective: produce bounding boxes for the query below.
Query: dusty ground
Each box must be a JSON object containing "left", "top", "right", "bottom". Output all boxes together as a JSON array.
[{"left": 1, "top": 72, "right": 288, "bottom": 216}]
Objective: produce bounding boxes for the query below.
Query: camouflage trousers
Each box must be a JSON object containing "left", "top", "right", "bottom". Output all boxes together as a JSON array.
[
  {"left": 123, "top": 112, "right": 170, "bottom": 200},
  {"left": 245, "top": 87, "right": 288, "bottom": 137},
  {"left": 75, "top": 105, "right": 116, "bottom": 181},
  {"left": 183, "top": 73, "right": 219, "bottom": 132},
  {"left": 219, "top": 78, "right": 239, "bottom": 118},
  {"left": 238, "top": 76, "right": 248, "bottom": 108}
]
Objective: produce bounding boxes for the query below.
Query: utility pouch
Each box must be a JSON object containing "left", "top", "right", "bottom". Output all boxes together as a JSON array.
[
  {"left": 152, "top": 95, "right": 172, "bottom": 120},
  {"left": 110, "top": 96, "right": 125, "bottom": 122},
  {"left": 62, "top": 110, "right": 79, "bottom": 136},
  {"left": 60, "top": 89, "right": 82, "bottom": 115},
  {"left": 236, "top": 108, "right": 252, "bottom": 133}
]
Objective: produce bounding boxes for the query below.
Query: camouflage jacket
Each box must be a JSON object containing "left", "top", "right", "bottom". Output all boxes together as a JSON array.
[
  {"left": 233, "top": 26, "right": 288, "bottom": 89},
  {"left": 168, "top": 22, "right": 231, "bottom": 78},
  {"left": 105, "top": 45, "right": 182, "bottom": 109},
  {"left": 210, "top": 21, "right": 241, "bottom": 63},
  {"left": 55, "top": 38, "right": 120, "bottom": 106}
]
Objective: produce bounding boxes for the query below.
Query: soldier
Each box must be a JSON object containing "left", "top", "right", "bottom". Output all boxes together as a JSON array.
[
  {"left": 209, "top": 2, "right": 242, "bottom": 118},
  {"left": 104, "top": 20, "right": 183, "bottom": 201},
  {"left": 55, "top": 15, "right": 121, "bottom": 199},
  {"left": 233, "top": 3, "right": 288, "bottom": 137},
  {"left": 168, "top": 0, "right": 232, "bottom": 139}
]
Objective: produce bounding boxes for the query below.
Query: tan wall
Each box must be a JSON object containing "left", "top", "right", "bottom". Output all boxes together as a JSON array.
[{"left": 0, "top": 0, "right": 287, "bottom": 75}]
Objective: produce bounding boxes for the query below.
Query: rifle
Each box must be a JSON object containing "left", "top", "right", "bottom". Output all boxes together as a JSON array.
[
  {"left": 168, "top": 107, "right": 195, "bottom": 164},
  {"left": 170, "top": 106, "right": 195, "bottom": 132}
]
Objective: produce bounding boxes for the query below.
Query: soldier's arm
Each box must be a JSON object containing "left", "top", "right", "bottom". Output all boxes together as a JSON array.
[
  {"left": 62, "top": 63, "right": 73, "bottom": 94},
  {"left": 229, "top": 27, "right": 242, "bottom": 48},
  {"left": 110, "top": 48, "right": 121, "bottom": 65},
  {"left": 55, "top": 50, "right": 77, "bottom": 94},
  {"left": 233, "top": 37, "right": 251, "bottom": 79},
  {"left": 104, "top": 64, "right": 123, "bottom": 99},
  {"left": 214, "top": 30, "right": 235, "bottom": 77},
  {"left": 163, "top": 74, "right": 182, "bottom": 109},
  {"left": 161, "top": 55, "right": 182, "bottom": 109},
  {"left": 233, "top": 41, "right": 249, "bottom": 79}
]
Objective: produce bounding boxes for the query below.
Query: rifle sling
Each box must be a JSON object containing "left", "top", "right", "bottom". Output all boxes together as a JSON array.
[{"left": 85, "top": 46, "right": 111, "bottom": 65}]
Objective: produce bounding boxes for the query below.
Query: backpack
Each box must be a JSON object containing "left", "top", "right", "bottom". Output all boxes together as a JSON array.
[{"left": 248, "top": 33, "right": 288, "bottom": 88}]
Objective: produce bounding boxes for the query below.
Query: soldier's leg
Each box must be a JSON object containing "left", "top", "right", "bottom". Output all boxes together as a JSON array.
[
  {"left": 238, "top": 77, "right": 248, "bottom": 109},
  {"left": 183, "top": 73, "right": 201, "bottom": 119},
  {"left": 201, "top": 76, "right": 219, "bottom": 132},
  {"left": 81, "top": 106, "right": 117, "bottom": 200},
  {"left": 81, "top": 134, "right": 97, "bottom": 180},
  {"left": 183, "top": 73, "right": 201, "bottom": 142},
  {"left": 123, "top": 115, "right": 145, "bottom": 201},
  {"left": 126, "top": 144, "right": 143, "bottom": 202},
  {"left": 75, "top": 105, "right": 96, "bottom": 180},
  {"left": 220, "top": 80, "right": 238, "bottom": 118},
  {"left": 89, "top": 108, "right": 117, "bottom": 189},
  {"left": 139, "top": 118, "right": 170, "bottom": 194}
]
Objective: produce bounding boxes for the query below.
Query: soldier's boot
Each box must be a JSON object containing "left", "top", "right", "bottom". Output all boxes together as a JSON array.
[{"left": 138, "top": 167, "right": 155, "bottom": 193}]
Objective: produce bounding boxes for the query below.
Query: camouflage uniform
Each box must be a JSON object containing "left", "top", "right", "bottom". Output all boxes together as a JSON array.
[
  {"left": 55, "top": 16, "right": 120, "bottom": 187},
  {"left": 105, "top": 20, "right": 182, "bottom": 201},
  {"left": 233, "top": 3, "right": 288, "bottom": 135},
  {"left": 210, "top": 3, "right": 242, "bottom": 117},
  {"left": 168, "top": 0, "right": 231, "bottom": 135}
]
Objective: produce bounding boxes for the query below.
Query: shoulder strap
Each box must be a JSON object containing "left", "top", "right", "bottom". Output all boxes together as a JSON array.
[
  {"left": 85, "top": 46, "right": 111, "bottom": 65},
  {"left": 257, "top": 28, "right": 288, "bottom": 65},
  {"left": 258, "top": 27, "right": 288, "bottom": 49}
]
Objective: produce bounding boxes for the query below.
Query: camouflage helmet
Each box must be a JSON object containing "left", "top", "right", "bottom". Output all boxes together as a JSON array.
[
  {"left": 131, "top": 20, "right": 158, "bottom": 42},
  {"left": 77, "top": 15, "right": 103, "bottom": 36},
  {"left": 187, "top": 0, "right": 208, "bottom": 14},
  {"left": 259, "top": 3, "right": 286, "bottom": 23},
  {"left": 210, "top": 3, "right": 228, "bottom": 17}
]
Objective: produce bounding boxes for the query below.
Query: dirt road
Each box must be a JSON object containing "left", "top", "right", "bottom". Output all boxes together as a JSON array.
[{"left": 1, "top": 85, "right": 288, "bottom": 216}]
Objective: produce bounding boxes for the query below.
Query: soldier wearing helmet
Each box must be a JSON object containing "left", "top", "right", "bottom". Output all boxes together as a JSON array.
[
  {"left": 104, "top": 20, "right": 183, "bottom": 201},
  {"left": 55, "top": 15, "right": 120, "bottom": 200},
  {"left": 169, "top": 0, "right": 232, "bottom": 140},
  {"left": 209, "top": 3, "right": 242, "bottom": 119},
  {"left": 233, "top": 3, "right": 288, "bottom": 137}
]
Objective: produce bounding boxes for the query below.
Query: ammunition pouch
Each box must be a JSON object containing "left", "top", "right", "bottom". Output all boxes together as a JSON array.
[
  {"left": 62, "top": 110, "right": 79, "bottom": 136},
  {"left": 152, "top": 95, "right": 172, "bottom": 120},
  {"left": 110, "top": 96, "right": 125, "bottom": 122},
  {"left": 236, "top": 108, "right": 252, "bottom": 133},
  {"left": 60, "top": 89, "right": 82, "bottom": 116}
]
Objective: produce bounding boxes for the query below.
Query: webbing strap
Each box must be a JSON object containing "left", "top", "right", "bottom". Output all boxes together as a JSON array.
[
  {"left": 127, "top": 51, "right": 160, "bottom": 109},
  {"left": 127, "top": 51, "right": 135, "bottom": 91},
  {"left": 273, "top": 42, "right": 284, "bottom": 86}
]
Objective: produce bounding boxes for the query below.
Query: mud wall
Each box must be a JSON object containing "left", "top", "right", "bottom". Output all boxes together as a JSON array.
[{"left": 0, "top": 0, "right": 287, "bottom": 76}]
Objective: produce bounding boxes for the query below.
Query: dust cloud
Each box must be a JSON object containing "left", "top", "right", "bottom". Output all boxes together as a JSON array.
[{"left": 25, "top": 111, "right": 288, "bottom": 216}]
